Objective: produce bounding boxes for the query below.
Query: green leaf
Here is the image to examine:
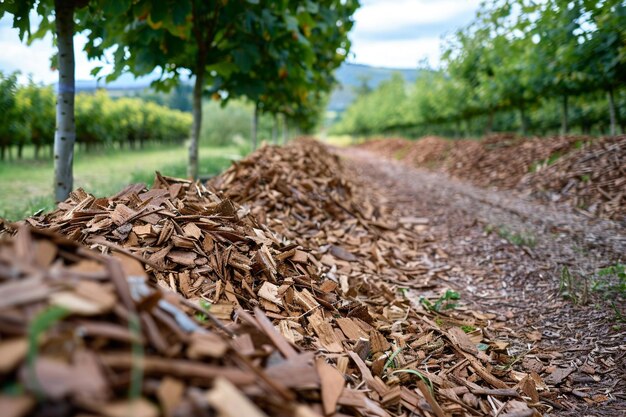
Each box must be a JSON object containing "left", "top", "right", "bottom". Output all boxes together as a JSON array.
[
  {"left": 383, "top": 347, "right": 403, "bottom": 373},
  {"left": 390, "top": 369, "right": 434, "bottom": 393},
  {"left": 102, "top": 0, "right": 130, "bottom": 15},
  {"left": 90, "top": 66, "right": 103, "bottom": 77}
]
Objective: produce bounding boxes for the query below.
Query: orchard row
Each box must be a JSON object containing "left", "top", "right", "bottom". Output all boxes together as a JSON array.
[
  {"left": 0, "top": 74, "right": 191, "bottom": 160},
  {"left": 334, "top": 0, "right": 624, "bottom": 137}
]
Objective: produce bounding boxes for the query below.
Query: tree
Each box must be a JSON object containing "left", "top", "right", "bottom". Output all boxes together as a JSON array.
[
  {"left": 203, "top": 1, "right": 310, "bottom": 150},
  {"left": 0, "top": 72, "right": 19, "bottom": 160},
  {"left": 0, "top": 0, "right": 96, "bottom": 200},
  {"left": 443, "top": 23, "right": 501, "bottom": 134},
  {"left": 355, "top": 75, "right": 372, "bottom": 97},
  {"left": 530, "top": 0, "right": 585, "bottom": 135},
  {"left": 212, "top": 0, "right": 358, "bottom": 149},
  {"left": 17, "top": 80, "right": 56, "bottom": 158},
  {"left": 88, "top": 1, "right": 328, "bottom": 175},
  {"left": 578, "top": 0, "right": 626, "bottom": 135}
]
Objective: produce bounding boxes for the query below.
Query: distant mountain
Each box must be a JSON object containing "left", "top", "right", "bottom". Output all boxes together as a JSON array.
[{"left": 328, "top": 63, "right": 420, "bottom": 113}]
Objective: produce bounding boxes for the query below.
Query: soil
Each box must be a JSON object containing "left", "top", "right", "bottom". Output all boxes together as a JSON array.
[{"left": 342, "top": 148, "right": 626, "bottom": 416}]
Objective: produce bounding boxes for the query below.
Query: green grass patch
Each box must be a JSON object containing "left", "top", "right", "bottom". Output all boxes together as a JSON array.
[
  {"left": 461, "top": 325, "right": 477, "bottom": 333},
  {"left": 559, "top": 263, "right": 625, "bottom": 321},
  {"left": 559, "top": 266, "right": 588, "bottom": 305},
  {"left": 419, "top": 289, "right": 460, "bottom": 312},
  {"left": 529, "top": 151, "right": 564, "bottom": 173},
  {"left": 573, "top": 139, "right": 589, "bottom": 150},
  {"left": 485, "top": 224, "right": 537, "bottom": 248},
  {"left": 592, "top": 264, "right": 626, "bottom": 319},
  {"left": 393, "top": 146, "right": 410, "bottom": 160},
  {"left": 27, "top": 305, "right": 70, "bottom": 398},
  {"left": 0, "top": 144, "right": 242, "bottom": 221},
  {"left": 496, "top": 226, "right": 536, "bottom": 248},
  {"left": 323, "top": 135, "right": 364, "bottom": 147}
]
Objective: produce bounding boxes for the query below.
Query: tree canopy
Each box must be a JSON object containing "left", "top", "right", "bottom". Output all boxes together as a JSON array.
[{"left": 1, "top": 0, "right": 359, "bottom": 195}]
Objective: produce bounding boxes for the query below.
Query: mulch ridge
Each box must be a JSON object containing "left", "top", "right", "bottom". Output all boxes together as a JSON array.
[
  {"left": 357, "top": 134, "right": 625, "bottom": 222},
  {"left": 0, "top": 139, "right": 553, "bottom": 416}
]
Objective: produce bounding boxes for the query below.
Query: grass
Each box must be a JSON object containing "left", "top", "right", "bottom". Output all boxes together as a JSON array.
[
  {"left": 419, "top": 289, "right": 460, "bottom": 312},
  {"left": 390, "top": 369, "right": 434, "bottom": 393},
  {"left": 461, "top": 325, "right": 477, "bottom": 333},
  {"left": 194, "top": 299, "right": 213, "bottom": 323},
  {"left": 559, "top": 263, "right": 625, "bottom": 321},
  {"left": 393, "top": 146, "right": 410, "bottom": 160},
  {"left": 27, "top": 305, "right": 70, "bottom": 399},
  {"left": 383, "top": 347, "right": 403, "bottom": 372},
  {"left": 323, "top": 135, "right": 365, "bottom": 147},
  {"left": 559, "top": 266, "right": 589, "bottom": 305},
  {"left": 529, "top": 139, "right": 590, "bottom": 173},
  {"left": 0, "top": 143, "right": 243, "bottom": 221},
  {"left": 485, "top": 224, "right": 537, "bottom": 248},
  {"left": 593, "top": 263, "right": 626, "bottom": 322}
]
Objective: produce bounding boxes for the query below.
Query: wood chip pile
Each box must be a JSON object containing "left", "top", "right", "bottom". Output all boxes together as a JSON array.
[
  {"left": 24, "top": 173, "right": 354, "bottom": 331},
  {"left": 521, "top": 135, "right": 626, "bottom": 222},
  {"left": 400, "top": 137, "right": 453, "bottom": 167},
  {"left": 356, "top": 137, "right": 410, "bottom": 160},
  {"left": 211, "top": 138, "right": 541, "bottom": 416},
  {"left": 445, "top": 134, "right": 589, "bottom": 189},
  {"left": 0, "top": 227, "right": 379, "bottom": 417},
  {"left": 1, "top": 139, "right": 543, "bottom": 416},
  {"left": 357, "top": 134, "right": 623, "bottom": 221}
]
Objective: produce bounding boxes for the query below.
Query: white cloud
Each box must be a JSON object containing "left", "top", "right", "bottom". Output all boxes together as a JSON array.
[
  {"left": 349, "top": 36, "right": 442, "bottom": 68},
  {"left": 350, "top": 0, "right": 481, "bottom": 68},
  {"left": 354, "top": 0, "right": 481, "bottom": 36}
]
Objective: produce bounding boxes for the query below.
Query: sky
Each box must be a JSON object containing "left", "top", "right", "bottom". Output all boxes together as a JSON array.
[
  {"left": 0, "top": 0, "right": 482, "bottom": 84},
  {"left": 348, "top": 0, "right": 482, "bottom": 68}
]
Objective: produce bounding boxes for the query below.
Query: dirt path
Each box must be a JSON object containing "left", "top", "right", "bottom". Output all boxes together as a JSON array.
[{"left": 342, "top": 149, "right": 626, "bottom": 416}]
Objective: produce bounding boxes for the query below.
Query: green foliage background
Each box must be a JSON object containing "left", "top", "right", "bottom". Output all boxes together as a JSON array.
[{"left": 332, "top": 0, "right": 626, "bottom": 138}]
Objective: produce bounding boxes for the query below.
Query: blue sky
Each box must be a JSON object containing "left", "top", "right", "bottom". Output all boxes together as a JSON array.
[{"left": 0, "top": 0, "right": 481, "bottom": 84}]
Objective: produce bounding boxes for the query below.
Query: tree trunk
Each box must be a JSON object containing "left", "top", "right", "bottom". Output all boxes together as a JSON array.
[
  {"left": 251, "top": 103, "right": 258, "bottom": 150},
  {"left": 561, "top": 95, "right": 569, "bottom": 135},
  {"left": 485, "top": 111, "right": 494, "bottom": 135},
  {"left": 607, "top": 88, "right": 617, "bottom": 136},
  {"left": 519, "top": 105, "right": 528, "bottom": 136},
  {"left": 53, "top": 0, "right": 76, "bottom": 202},
  {"left": 17, "top": 143, "right": 24, "bottom": 159},
  {"left": 282, "top": 115, "right": 288, "bottom": 145},
  {"left": 188, "top": 68, "right": 204, "bottom": 179},
  {"left": 272, "top": 115, "right": 278, "bottom": 144},
  {"left": 34, "top": 144, "right": 40, "bottom": 159},
  {"left": 0, "top": 146, "right": 5, "bottom": 161}
]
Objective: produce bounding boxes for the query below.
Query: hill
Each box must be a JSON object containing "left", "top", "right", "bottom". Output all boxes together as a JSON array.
[{"left": 328, "top": 63, "right": 419, "bottom": 112}]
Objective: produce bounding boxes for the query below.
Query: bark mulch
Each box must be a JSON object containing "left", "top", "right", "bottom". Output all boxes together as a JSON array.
[
  {"left": 0, "top": 139, "right": 547, "bottom": 417},
  {"left": 357, "top": 134, "right": 625, "bottom": 222},
  {"left": 345, "top": 146, "right": 625, "bottom": 416}
]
